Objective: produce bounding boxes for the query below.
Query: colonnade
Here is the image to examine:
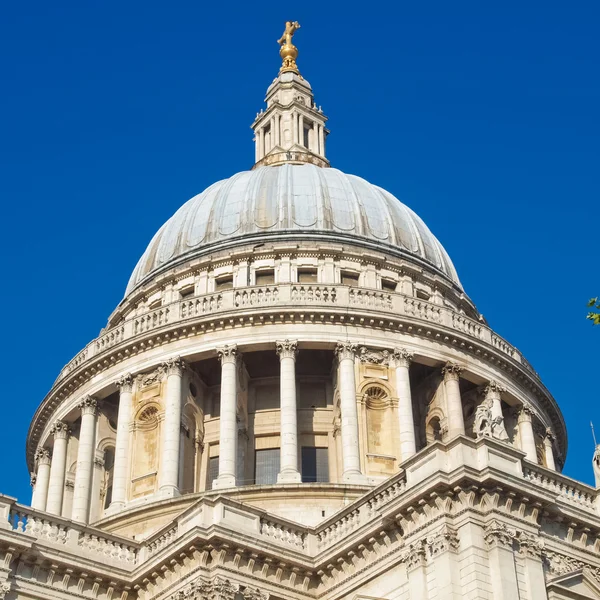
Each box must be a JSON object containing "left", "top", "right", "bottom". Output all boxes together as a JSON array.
[{"left": 30, "top": 343, "right": 555, "bottom": 523}]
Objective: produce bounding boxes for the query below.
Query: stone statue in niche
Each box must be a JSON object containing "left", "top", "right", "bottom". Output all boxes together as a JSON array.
[{"left": 474, "top": 398, "right": 509, "bottom": 441}]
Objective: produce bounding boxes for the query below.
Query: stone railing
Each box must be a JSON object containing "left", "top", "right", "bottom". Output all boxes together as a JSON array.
[
  {"left": 522, "top": 464, "right": 597, "bottom": 510},
  {"left": 55, "top": 284, "right": 536, "bottom": 384},
  {"left": 260, "top": 517, "right": 307, "bottom": 549},
  {"left": 146, "top": 525, "right": 178, "bottom": 556},
  {"left": 1, "top": 500, "right": 139, "bottom": 564}
]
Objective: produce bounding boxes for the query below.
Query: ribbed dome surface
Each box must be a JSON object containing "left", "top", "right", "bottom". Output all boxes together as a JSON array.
[{"left": 127, "top": 164, "right": 461, "bottom": 294}]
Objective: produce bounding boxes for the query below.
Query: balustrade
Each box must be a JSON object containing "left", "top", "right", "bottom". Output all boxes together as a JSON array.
[
  {"left": 522, "top": 465, "right": 596, "bottom": 509},
  {"left": 54, "top": 285, "right": 539, "bottom": 387}
]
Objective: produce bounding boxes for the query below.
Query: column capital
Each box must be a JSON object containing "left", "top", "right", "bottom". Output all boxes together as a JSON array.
[
  {"left": 402, "top": 540, "right": 426, "bottom": 571},
  {"left": 164, "top": 357, "right": 186, "bottom": 377},
  {"left": 544, "top": 427, "right": 556, "bottom": 443},
  {"left": 77, "top": 396, "right": 98, "bottom": 416},
  {"left": 391, "top": 347, "right": 413, "bottom": 368},
  {"left": 483, "top": 380, "right": 506, "bottom": 398},
  {"left": 35, "top": 447, "right": 51, "bottom": 466},
  {"left": 483, "top": 520, "right": 516, "bottom": 550},
  {"left": 30, "top": 473, "right": 37, "bottom": 487},
  {"left": 50, "top": 421, "right": 70, "bottom": 440},
  {"left": 517, "top": 404, "right": 535, "bottom": 423},
  {"left": 425, "top": 525, "right": 460, "bottom": 558},
  {"left": 275, "top": 339, "right": 298, "bottom": 361},
  {"left": 442, "top": 362, "right": 463, "bottom": 381},
  {"left": 217, "top": 344, "right": 239, "bottom": 365},
  {"left": 116, "top": 373, "right": 134, "bottom": 393},
  {"left": 335, "top": 341, "right": 358, "bottom": 361}
]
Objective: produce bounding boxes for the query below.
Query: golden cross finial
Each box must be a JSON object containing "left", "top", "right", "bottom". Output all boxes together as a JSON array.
[{"left": 277, "top": 21, "right": 301, "bottom": 76}]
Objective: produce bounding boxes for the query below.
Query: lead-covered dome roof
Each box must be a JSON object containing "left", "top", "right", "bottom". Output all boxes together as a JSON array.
[{"left": 126, "top": 164, "right": 461, "bottom": 294}]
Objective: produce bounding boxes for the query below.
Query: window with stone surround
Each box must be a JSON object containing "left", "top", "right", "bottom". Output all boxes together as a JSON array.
[
  {"left": 381, "top": 278, "right": 397, "bottom": 292},
  {"left": 341, "top": 271, "right": 360, "bottom": 287},
  {"left": 298, "top": 268, "right": 318, "bottom": 283},
  {"left": 255, "top": 269, "right": 275, "bottom": 286},
  {"left": 215, "top": 275, "right": 233, "bottom": 291}
]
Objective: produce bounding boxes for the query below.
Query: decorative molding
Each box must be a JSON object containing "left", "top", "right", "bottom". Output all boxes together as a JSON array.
[
  {"left": 169, "top": 576, "right": 239, "bottom": 600},
  {"left": 275, "top": 339, "right": 298, "bottom": 361},
  {"left": 217, "top": 345, "right": 238, "bottom": 366},
  {"left": 401, "top": 540, "right": 426, "bottom": 571},
  {"left": 77, "top": 395, "right": 98, "bottom": 416},
  {"left": 336, "top": 341, "right": 358, "bottom": 361},
  {"left": 0, "top": 581, "right": 10, "bottom": 599},
  {"left": 29, "top": 473, "right": 36, "bottom": 487},
  {"left": 136, "top": 365, "right": 166, "bottom": 388},
  {"left": 483, "top": 380, "right": 506, "bottom": 397},
  {"left": 516, "top": 531, "right": 544, "bottom": 559}
]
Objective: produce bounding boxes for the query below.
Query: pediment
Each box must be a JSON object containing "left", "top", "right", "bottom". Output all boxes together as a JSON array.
[{"left": 547, "top": 569, "right": 600, "bottom": 599}]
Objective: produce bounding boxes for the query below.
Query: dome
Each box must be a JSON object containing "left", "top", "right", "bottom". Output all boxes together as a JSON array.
[{"left": 126, "top": 164, "right": 461, "bottom": 294}]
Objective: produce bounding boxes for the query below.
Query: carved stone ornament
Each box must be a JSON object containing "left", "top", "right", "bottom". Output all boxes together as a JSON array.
[
  {"left": 483, "top": 520, "right": 515, "bottom": 549},
  {"left": 169, "top": 576, "right": 239, "bottom": 600},
  {"left": 335, "top": 341, "right": 358, "bottom": 361},
  {"left": 401, "top": 540, "right": 426, "bottom": 571},
  {"left": 242, "top": 587, "right": 269, "bottom": 600},
  {"left": 517, "top": 404, "right": 535, "bottom": 423},
  {"left": 483, "top": 380, "right": 506, "bottom": 397},
  {"left": 217, "top": 344, "right": 238, "bottom": 365},
  {"left": 358, "top": 346, "right": 391, "bottom": 365},
  {"left": 276, "top": 339, "right": 298, "bottom": 360},
  {"left": 391, "top": 347, "right": 413, "bottom": 368},
  {"left": 441, "top": 362, "right": 463, "bottom": 381},
  {"left": 29, "top": 473, "right": 36, "bottom": 487},
  {"left": 164, "top": 356, "right": 186, "bottom": 377},
  {"left": 136, "top": 365, "right": 167, "bottom": 388},
  {"left": 473, "top": 399, "right": 508, "bottom": 442},
  {"left": 425, "top": 525, "right": 460, "bottom": 557},
  {"left": 34, "top": 447, "right": 51, "bottom": 465},
  {"left": 543, "top": 550, "right": 586, "bottom": 577},
  {"left": 545, "top": 427, "right": 556, "bottom": 443},
  {"left": 65, "top": 480, "right": 75, "bottom": 490},
  {"left": 116, "top": 373, "right": 134, "bottom": 393},
  {"left": 77, "top": 395, "right": 98, "bottom": 416},
  {"left": 516, "top": 531, "right": 544, "bottom": 559},
  {"left": 0, "top": 580, "right": 11, "bottom": 599},
  {"left": 50, "top": 420, "right": 70, "bottom": 439}
]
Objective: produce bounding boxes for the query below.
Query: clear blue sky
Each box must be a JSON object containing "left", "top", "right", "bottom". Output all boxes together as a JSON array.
[{"left": 1, "top": 1, "right": 598, "bottom": 502}]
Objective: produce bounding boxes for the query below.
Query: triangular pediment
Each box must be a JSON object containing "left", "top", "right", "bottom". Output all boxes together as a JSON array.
[{"left": 547, "top": 568, "right": 600, "bottom": 599}]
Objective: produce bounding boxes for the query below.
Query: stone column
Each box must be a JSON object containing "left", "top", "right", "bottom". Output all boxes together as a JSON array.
[
  {"left": 110, "top": 374, "right": 134, "bottom": 510},
  {"left": 72, "top": 396, "right": 98, "bottom": 524},
  {"left": 318, "top": 124, "right": 325, "bottom": 156},
  {"left": 404, "top": 541, "right": 429, "bottom": 599},
  {"left": 276, "top": 340, "right": 301, "bottom": 483},
  {"left": 335, "top": 342, "right": 367, "bottom": 484},
  {"left": 518, "top": 534, "right": 548, "bottom": 600},
  {"left": 32, "top": 448, "right": 51, "bottom": 511},
  {"left": 517, "top": 406, "right": 537, "bottom": 463},
  {"left": 442, "top": 363, "right": 465, "bottom": 439},
  {"left": 292, "top": 112, "right": 299, "bottom": 145},
  {"left": 213, "top": 345, "right": 238, "bottom": 489},
  {"left": 259, "top": 128, "right": 265, "bottom": 160},
  {"left": 391, "top": 348, "right": 416, "bottom": 461},
  {"left": 543, "top": 428, "right": 556, "bottom": 471},
  {"left": 298, "top": 114, "right": 304, "bottom": 146},
  {"left": 46, "top": 421, "right": 70, "bottom": 515},
  {"left": 312, "top": 121, "right": 318, "bottom": 153},
  {"left": 275, "top": 115, "right": 281, "bottom": 147},
  {"left": 484, "top": 381, "right": 508, "bottom": 440},
  {"left": 159, "top": 358, "right": 185, "bottom": 497},
  {"left": 426, "top": 525, "right": 462, "bottom": 599},
  {"left": 484, "top": 521, "right": 519, "bottom": 600}
]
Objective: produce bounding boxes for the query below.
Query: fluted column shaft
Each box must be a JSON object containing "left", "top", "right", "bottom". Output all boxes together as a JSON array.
[
  {"left": 392, "top": 349, "right": 416, "bottom": 461},
  {"left": 336, "top": 342, "right": 366, "bottom": 484},
  {"left": 72, "top": 397, "right": 98, "bottom": 524},
  {"left": 32, "top": 448, "right": 51, "bottom": 511},
  {"left": 442, "top": 363, "right": 465, "bottom": 439},
  {"left": 277, "top": 340, "right": 301, "bottom": 483},
  {"left": 214, "top": 345, "right": 238, "bottom": 489},
  {"left": 518, "top": 406, "right": 537, "bottom": 462},
  {"left": 159, "top": 358, "right": 185, "bottom": 497},
  {"left": 46, "top": 422, "right": 70, "bottom": 515},
  {"left": 110, "top": 374, "right": 134, "bottom": 509}
]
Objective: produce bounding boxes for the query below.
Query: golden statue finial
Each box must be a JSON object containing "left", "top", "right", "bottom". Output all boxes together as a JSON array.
[{"left": 277, "top": 21, "right": 301, "bottom": 76}]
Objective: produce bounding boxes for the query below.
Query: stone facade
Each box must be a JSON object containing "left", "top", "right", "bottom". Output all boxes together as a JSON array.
[{"left": 1, "top": 27, "right": 597, "bottom": 600}]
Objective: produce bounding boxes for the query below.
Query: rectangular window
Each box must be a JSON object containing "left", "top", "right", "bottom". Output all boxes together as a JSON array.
[
  {"left": 255, "top": 448, "right": 280, "bottom": 485},
  {"left": 207, "top": 456, "right": 219, "bottom": 490},
  {"left": 341, "top": 271, "right": 360, "bottom": 287},
  {"left": 303, "top": 125, "right": 310, "bottom": 148},
  {"left": 298, "top": 268, "right": 318, "bottom": 283},
  {"left": 255, "top": 269, "right": 275, "bottom": 286},
  {"left": 381, "top": 278, "right": 397, "bottom": 292},
  {"left": 415, "top": 289, "right": 430, "bottom": 301},
  {"left": 215, "top": 275, "right": 233, "bottom": 291},
  {"left": 148, "top": 298, "right": 162, "bottom": 310},
  {"left": 301, "top": 447, "right": 329, "bottom": 483}
]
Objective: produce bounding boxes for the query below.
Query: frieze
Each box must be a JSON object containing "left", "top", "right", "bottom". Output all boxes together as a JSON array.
[{"left": 136, "top": 365, "right": 166, "bottom": 388}]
